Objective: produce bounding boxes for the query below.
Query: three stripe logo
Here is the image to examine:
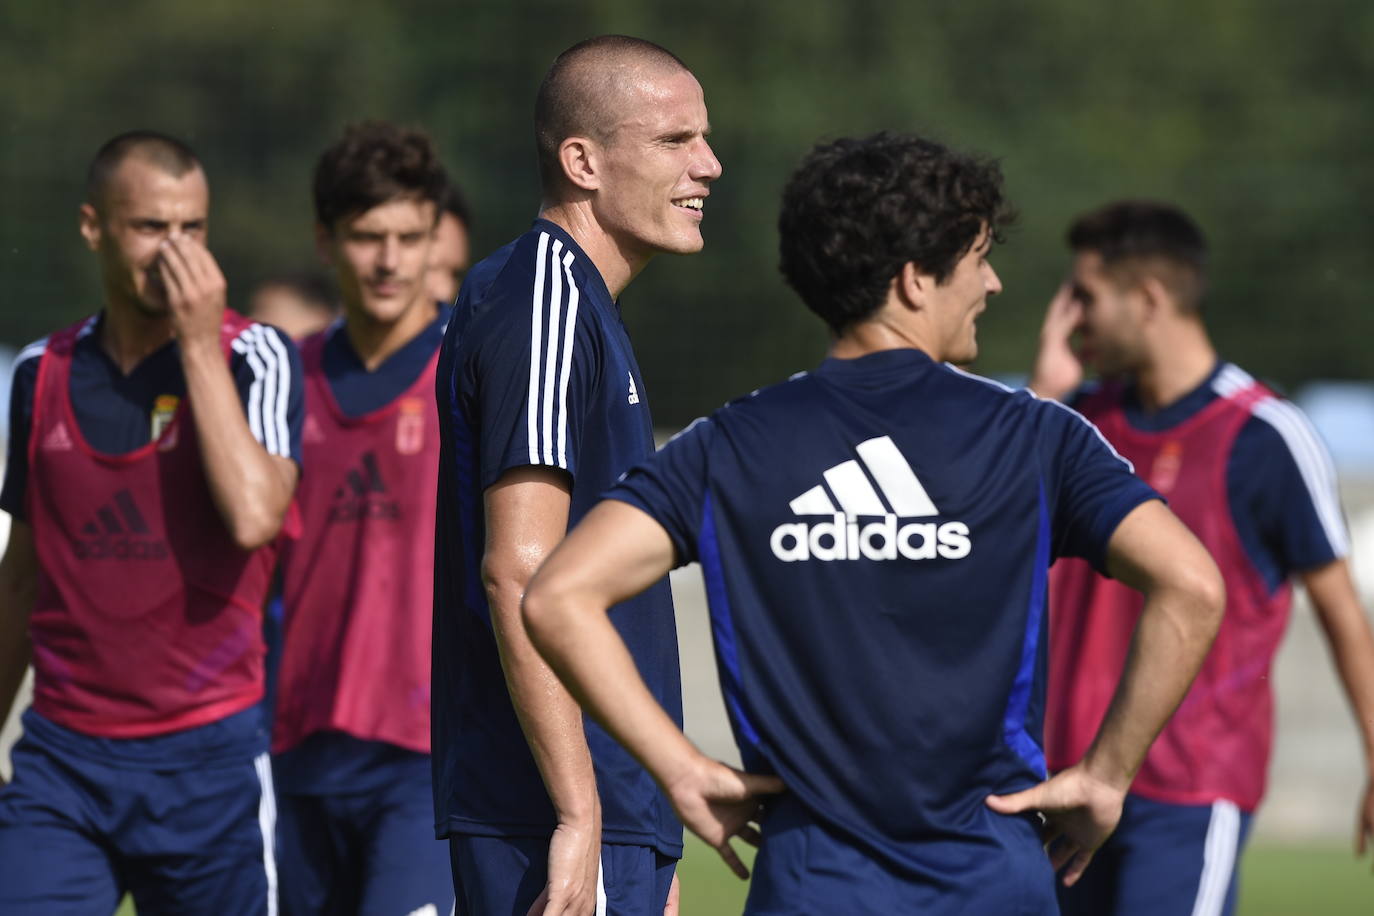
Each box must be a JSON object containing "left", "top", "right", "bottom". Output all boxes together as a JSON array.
[
  {"left": 328, "top": 451, "right": 401, "bottom": 524},
  {"left": 74, "top": 489, "right": 168, "bottom": 560},
  {"left": 770, "top": 436, "right": 972, "bottom": 563},
  {"left": 789, "top": 435, "right": 938, "bottom": 517}
]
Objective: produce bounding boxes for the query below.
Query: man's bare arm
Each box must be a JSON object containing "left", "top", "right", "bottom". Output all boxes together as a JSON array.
[
  {"left": 160, "top": 236, "right": 297, "bottom": 550},
  {"left": 1300, "top": 558, "right": 1374, "bottom": 862},
  {"left": 1028, "top": 284, "right": 1084, "bottom": 401},
  {"left": 483, "top": 466, "right": 600, "bottom": 914},
  {"left": 988, "top": 500, "right": 1225, "bottom": 885},
  {"left": 0, "top": 520, "right": 38, "bottom": 781},
  {"left": 523, "top": 500, "right": 785, "bottom": 880}
]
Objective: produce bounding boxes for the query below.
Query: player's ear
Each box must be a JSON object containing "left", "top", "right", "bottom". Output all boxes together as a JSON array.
[
  {"left": 894, "top": 261, "right": 929, "bottom": 311},
  {"left": 1138, "top": 274, "right": 1173, "bottom": 323},
  {"left": 313, "top": 223, "right": 335, "bottom": 266},
  {"left": 78, "top": 203, "right": 102, "bottom": 252},
  {"left": 559, "top": 136, "right": 601, "bottom": 192}
]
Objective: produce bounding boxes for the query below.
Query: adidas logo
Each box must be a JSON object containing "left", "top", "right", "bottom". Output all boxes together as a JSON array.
[
  {"left": 627, "top": 371, "right": 640, "bottom": 405},
  {"left": 41, "top": 421, "right": 73, "bottom": 452},
  {"left": 328, "top": 451, "right": 401, "bottom": 523},
  {"left": 75, "top": 489, "right": 168, "bottom": 560},
  {"left": 770, "top": 436, "right": 971, "bottom": 563}
]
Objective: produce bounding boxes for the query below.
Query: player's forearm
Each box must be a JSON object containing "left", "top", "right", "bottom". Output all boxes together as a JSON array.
[
  {"left": 487, "top": 575, "right": 601, "bottom": 826},
  {"left": 180, "top": 341, "right": 295, "bottom": 550},
  {"left": 523, "top": 579, "right": 701, "bottom": 796},
  {"left": 0, "top": 531, "right": 37, "bottom": 723},
  {"left": 1306, "top": 563, "right": 1374, "bottom": 761},
  {"left": 1083, "top": 576, "right": 1224, "bottom": 787}
]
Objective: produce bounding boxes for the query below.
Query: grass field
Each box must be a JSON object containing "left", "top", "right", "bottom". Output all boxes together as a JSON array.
[{"left": 113, "top": 839, "right": 1369, "bottom": 914}]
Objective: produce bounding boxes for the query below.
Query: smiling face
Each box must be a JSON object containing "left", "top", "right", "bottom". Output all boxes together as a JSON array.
[
  {"left": 80, "top": 156, "right": 209, "bottom": 317},
  {"left": 1070, "top": 250, "right": 1148, "bottom": 377},
  {"left": 924, "top": 226, "right": 1002, "bottom": 364},
  {"left": 320, "top": 195, "right": 437, "bottom": 326},
  {"left": 590, "top": 68, "right": 721, "bottom": 261}
]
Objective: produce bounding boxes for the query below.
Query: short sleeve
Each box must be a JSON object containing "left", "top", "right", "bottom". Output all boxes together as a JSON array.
[
  {"left": 0, "top": 347, "right": 42, "bottom": 520},
  {"left": 470, "top": 281, "right": 600, "bottom": 491},
  {"left": 606, "top": 417, "right": 714, "bottom": 567},
  {"left": 230, "top": 324, "right": 305, "bottom": 467},
  {"left": 1043, "top": 399, "right": 1160, "bottom": 572},
  {"left": 1229, "top": 403, "right": 1347, "bottom": 577}
]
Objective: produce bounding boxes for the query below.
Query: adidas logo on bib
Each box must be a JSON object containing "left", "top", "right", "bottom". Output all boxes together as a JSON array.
[
  {"left": 770, "top": 436, "right": 971, "bottom": 562},
  {"left": 76, "top": 489, "right": 169, "bottom": 560}
]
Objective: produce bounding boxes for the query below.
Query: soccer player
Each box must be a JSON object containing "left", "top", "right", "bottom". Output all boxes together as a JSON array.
[
  {"left": 424, "top": 182, "right": 472, "bottom": 305},
  {"left": 519, "top": 133, "right": 1226, "bottom": 914},
  {"left": 1030, "top": 200, "right": 1374, "bottom": 916},
  {"left": 432, "top": 35, "right": 720, "bottom": 915},
  {"left": 247, "top": 269, "right": 340, "bottom": 342},
  {"left": 0, "top": 130, "right": 302, "bottom": 914},
  {"left": 269, "top": 121, "right": 456, "bottom": 916}
]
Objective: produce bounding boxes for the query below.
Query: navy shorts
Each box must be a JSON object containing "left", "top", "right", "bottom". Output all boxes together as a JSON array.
[
  {"left": 276, "top": 760, "right": 452, "bottom": 916},
  {"left": 448, "top": 833, "right": 676, "bottom": 916},
  {"left": 745, "top": 793, "right": 1057, "bottom": 915},
  {"left": 0, "top": 707, "right": 276, "bottom": 916},
  {"left": 1058, "top": 793, "right": 1254, "bottom": 916}
]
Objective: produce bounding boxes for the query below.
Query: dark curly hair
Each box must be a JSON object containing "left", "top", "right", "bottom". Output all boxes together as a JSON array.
[
  {"left": 313, "top": 121, "right": 448, "bottom": 230},
  {"left": 778, "top": 132, "right": 1014, "bottom": 334}
]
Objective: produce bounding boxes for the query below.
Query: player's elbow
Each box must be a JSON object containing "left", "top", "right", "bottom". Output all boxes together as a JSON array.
[
  {"left": 224, "top": 509, "right": 283, "bottom": 552},
  {"left": 1170, "top": 557, "right": 1227, "bottom": 644},
  {"left": 520, "top": 574, "right": 559, "bottom": 653}
]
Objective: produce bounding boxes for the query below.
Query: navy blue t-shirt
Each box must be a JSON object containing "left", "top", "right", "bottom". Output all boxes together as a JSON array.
[
  {"left": 1075, "top": 361, "right": 1346, "bottom": 590},
  {"left": 1, "top": 313, "right": 304, "bottom": 519},
  {"left": 432, "top": 219, "right": 682, "bottom": 854},
  {"left": 607, "top": 349, "right": 1157, "bottom": 881},
  {"left": 272, "top": 305, "right": 449, "bottom": 797}
]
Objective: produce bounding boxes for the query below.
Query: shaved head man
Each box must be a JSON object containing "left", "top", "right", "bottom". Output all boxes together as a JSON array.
[
  {"left": 432, "top": 36, "right": 720, "bottom": 916},
  {"left": 0, "top": 130, "right": 301, "bottom": 914}
]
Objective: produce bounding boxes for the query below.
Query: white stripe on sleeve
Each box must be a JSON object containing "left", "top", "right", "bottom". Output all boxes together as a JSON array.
[
  {"left": 259, "top": 325, "right": 293, "bottom": 457},
  {"left": 1251, "top": 397, "right": 1350, "bottom": 557},
  {"left": 542, "top": 240, "right": 565, "bottom": 466},
  {"left": 528, "top": 233, "right": 550, "bottom": 465},
  {"left": 230, "top": 334, "right": 267, "bottom": 448},
  {"left": 556, "top": 251, "right": 580, "bottom": 469}
]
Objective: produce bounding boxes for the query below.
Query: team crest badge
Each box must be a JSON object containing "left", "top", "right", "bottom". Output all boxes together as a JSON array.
[
  {"left": 152, "top": 395, "right": 180, "bottom": 451},
  {"left": 1149, "top": 440, "right": 1183, "bottom": 494},
  {"left": 396, "top": 398, "right": 426, "bottom": 455},
  {"left": 304, "top": 414, "right": 326, "bottom": 444}
]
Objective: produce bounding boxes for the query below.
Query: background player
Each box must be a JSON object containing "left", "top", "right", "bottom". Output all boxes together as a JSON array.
[
  {"left": 424, "top": 182, "right": 472, "bottom": 305},
  {"left": 1030, "top": 200, "right": 1374, "bottom": 915},
  {"left": 270, "top": 121, "right": 456, "bottom": 916},
  {"left": 519, "top": 132, "right": 1225, "bottom": 914},
  {"left": 247, "top": 269, "right": 341, "bottom": 342},
  {"left": 432, "top": 35, "right": 720, "bottom": 916},
  {"left": 0, "top": 130, "right": 302, "bottom": 914}
]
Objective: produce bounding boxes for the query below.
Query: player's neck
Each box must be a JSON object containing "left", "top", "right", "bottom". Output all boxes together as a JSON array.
[
  {"left": 99, "top": 298, "right": 175, "bottom": 375},
  {"left": 343, "top": 297, "right": 438, "bottom": 371},
  {"left": 830, "top": 312, "right": 939, "bottom": 362},
  {"left": 539, "top": 203, "right": 647, "bottom": 300},
  {"left": 1134, "top": 326, "right": 1217, "bottom": 413}
]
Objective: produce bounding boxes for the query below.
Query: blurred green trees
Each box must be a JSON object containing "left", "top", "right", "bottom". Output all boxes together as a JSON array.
[{"left": 2, "top": 0, "right": 1370, "bottom": 424}]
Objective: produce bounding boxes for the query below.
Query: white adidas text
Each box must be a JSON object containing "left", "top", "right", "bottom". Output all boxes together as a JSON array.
[{"left": 770, "top": 513, "right": 971, "bottom": 562}]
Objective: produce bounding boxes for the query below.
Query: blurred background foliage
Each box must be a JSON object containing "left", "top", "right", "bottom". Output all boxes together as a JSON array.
[{"left": 2, "top": 0, "right": 1371, "bottom": 426}]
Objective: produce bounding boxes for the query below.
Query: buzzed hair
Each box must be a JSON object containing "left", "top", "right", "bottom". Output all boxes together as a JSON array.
[
  {"left": 1068, "top": 200, "right": 1209, "bottom": 314},
  {"left": 85, "top": 130, "right": 202, "bottom": 209},
  {"left": 534, "top": 35, "right": 690, "bottom": 195}
]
